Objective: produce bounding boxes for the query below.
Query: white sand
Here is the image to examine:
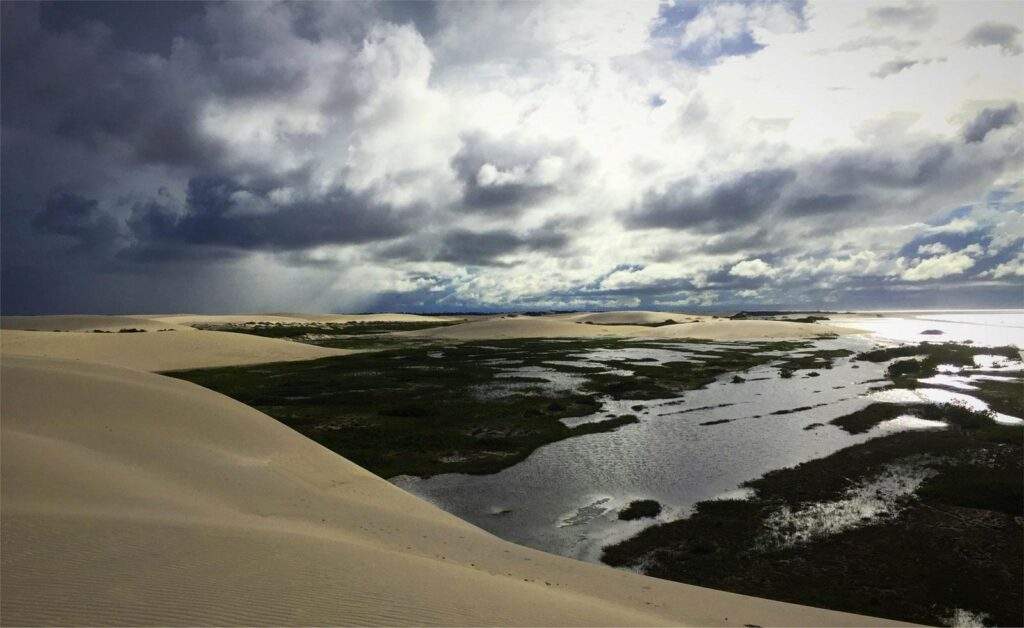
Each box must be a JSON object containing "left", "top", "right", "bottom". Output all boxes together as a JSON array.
[
  {"left": 1, "top": 313, "right": 466, "bottom": 331},
  {"left": 403, "top": 314, "right": 856, "bottom": 341},
  {"left": 1, "top": 314, "right": 192, "bottom": 332},
  {"left": 645, "top": 318, "right": 857, "bottom": 340},
  {"left": 0, "top": 352, "right": 890, "bottom": 626},
  {"left": 570, "top": 310, "right": 701, "bottom": 325},
  {"left": 4, "top": 311, "right": 856, "bottom": 348},
  {"left": 0, "top": 328, "right": 349, "bottom": 371}
]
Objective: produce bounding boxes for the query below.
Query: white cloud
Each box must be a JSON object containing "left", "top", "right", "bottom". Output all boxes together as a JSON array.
[
  {"left": 916, "top": 242, "right": 950, "bottom": 256},
  {"left": 730, "top": 258, "right": 775, "bottom": 278},
  {"left": 901, "top": 251, "right": 976, "bottom": 281},
  {"left": 927, "top": 218, "right": 978, "bottom": 234},
  {"left": 984, "top": 253, "right": 1024, "bottom": 279}
]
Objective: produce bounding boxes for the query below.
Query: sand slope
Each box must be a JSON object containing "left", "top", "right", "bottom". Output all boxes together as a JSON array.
[
  {"left": 0, "top": 328, "right": 349, "bottom": 371},
  {"left": 0, "top": 355, "right": 892, "bottom": 626}
]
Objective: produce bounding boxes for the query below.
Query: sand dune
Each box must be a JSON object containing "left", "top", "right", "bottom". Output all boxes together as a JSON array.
[
  {"left": 153, "top": 313, "right": 468, "bottom": 326},
  {"left": 404, "top": 314, "right": 857, "bottom": 341},
  {"left": 1, "top": 314, "right": 191, "bottom": 332},
  {"left": 3, "top": 312, "right": 855, "bottom": 349},
  {"left": 0, "top": 354, "right": 890, "bottom": 626},
  {"left": 645, "top": 318, "right": 858, "bottom": 340},
  {"left": 1, "top": 313, "right": 467, "bottom": 332},
  {"left": 570, "top": 310, "right": 701, "bottom": 325},
  {"left": 0, "top": 328, "right": 349, "bottom": 371}
]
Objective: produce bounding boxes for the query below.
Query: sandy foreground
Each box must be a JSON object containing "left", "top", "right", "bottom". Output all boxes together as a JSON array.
[{"left": 0, "top": 313, "right": 891, "bottom": 626}]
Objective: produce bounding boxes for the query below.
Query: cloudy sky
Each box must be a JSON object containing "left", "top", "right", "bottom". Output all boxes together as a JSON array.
[{"left": 2, "top": 0, "right": 1022, "bottom": 314}]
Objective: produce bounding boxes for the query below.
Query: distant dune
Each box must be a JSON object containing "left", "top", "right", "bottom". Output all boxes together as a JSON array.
[
  {"left": 1, "top": 313, "right": 467, "bottom": 331},
  {"left": 0, "top": 327, "right": 349, "bottom": 371},
  {"left": 570, "top": 310, "right": 697, "bottom": 325},
  {"left": 0, "top": 312, "right": 887, "bottom": 626},
  {"left": 152, "top": 313, "right": 468, "bottom": 326},
  {"left": 404, "top": 311, "right": 858, "bottom": 341},
  {"left": 1, "top": 314, "right": 193, "bottom": 332}
]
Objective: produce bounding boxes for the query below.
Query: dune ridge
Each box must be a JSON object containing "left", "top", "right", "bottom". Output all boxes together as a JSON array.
[
  {"left": 402, "top": 313, "right": 857, "bottom": 341},
  {"left": 0, "top": 328, "right": 350, "bottom": 371}
]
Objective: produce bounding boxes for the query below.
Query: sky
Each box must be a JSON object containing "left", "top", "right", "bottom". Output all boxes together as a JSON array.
[{"left": 2, "top": 0, "right": 1023, "bottom": 314}]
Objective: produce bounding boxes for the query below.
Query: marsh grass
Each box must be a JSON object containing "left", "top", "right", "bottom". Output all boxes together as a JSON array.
[
  {"left": 166, "top": 337, "right": 853, "bottom": 478},
  {"left": 619, "top": 499, "right": 662, "bottom": 520},
  {"left": 829, "top": 402, "right": 997, "bottom": 434},
  {"left": 602, "top": 420, "right": 1023, "bottom": 626}
]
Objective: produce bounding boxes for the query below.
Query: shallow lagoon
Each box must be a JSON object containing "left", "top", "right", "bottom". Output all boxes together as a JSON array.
[{"left": 393, "top": 337, "right": 908, "bottom": 561}]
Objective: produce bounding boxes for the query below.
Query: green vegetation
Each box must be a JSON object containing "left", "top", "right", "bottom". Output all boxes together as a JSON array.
[
  {"left": 619, "top": 499, "right": 662, "bottom": 520},
  {"left": 829, "top": 402, "right": 996, "bottom": 434},
  {"left": 969, "top": 377, "right": 1024, "bottom": 417},
  {"left": 602, "top": 411, "right": 1024, "bottom": 626},
  {"left": 313, "top": 335, "right": 441, "bottom": 351},
  {"left": 856, "top": 342, "right": 1018, "bottom": 375},
  {"left": 573, "top": 343, "right": 849, "bottom": 400},
  {"left": 166, "top": 337, "right": 854, "bottom": 478},
  {"left": 851, "top": 342, "right": 1023, "bottom": 419}
]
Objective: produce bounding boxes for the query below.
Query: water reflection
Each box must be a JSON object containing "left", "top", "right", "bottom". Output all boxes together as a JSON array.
[{"left": 394, "top": 337, "right": 898, "bottom": 562}]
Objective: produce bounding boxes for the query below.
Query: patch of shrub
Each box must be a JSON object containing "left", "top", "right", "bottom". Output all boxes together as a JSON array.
[{"left": 619, "top": 499, "right": 662, "bottom": 520}]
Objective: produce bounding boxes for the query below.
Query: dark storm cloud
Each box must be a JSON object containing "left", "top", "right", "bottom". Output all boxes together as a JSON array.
[
  {"left": 697, "top": 228, "right": 771, "bottom": 254},
  {"left": 804, "top": 142, "right": 955, "bottom": 190},
  {"left": 962, "top": 104, "right": 1022, "bottom": 143},
  {"left": 124, "top": 176, "right": 412, "bottom": 258},
  {"left": 1, "top": 2, "right": 230, "bottom": 175},
  {"left": 626, "top": 169, "right": 796, "bottom": 232},
  {"left": 785, "top": 193, "right": 862, "bottom": 215},
  {"left": 626, "top": 131, "right": 1022, "bottom": 237},
  {"left": 436, "top": 229, "right": 567, "bottom": 266},
  {"left": 775, "top": 140, "right": 1013, "bottom": 219},
  {"left": 865, "top": 2, "right": 937, "bottom": 31},
  {"left": 963, "top": 21, "right": 1023, "bottom": 55},
  {"left": 1, "top": 0, "right": 445, "bottom": 314},
  {"left": 380, "top": 223, "right": 571, "bottom": 267},
  {"left": 32, "top": 192, "right": 121, "bottom": 252},
  {"left": 451, "top": 133, "right": 589, "bottom": 213},
  {"left": 38, "top": 0, "right": 206, "bottom": 56}
]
